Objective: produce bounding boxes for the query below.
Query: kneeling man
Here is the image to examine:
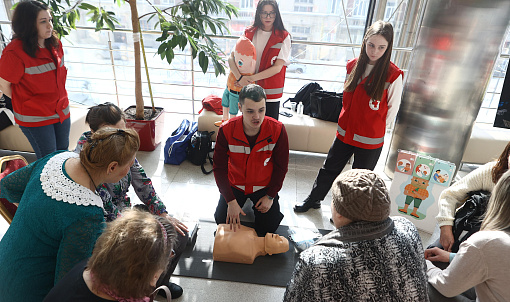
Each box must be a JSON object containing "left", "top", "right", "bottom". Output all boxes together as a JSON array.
[{"left": 213, "top": 84, "right": 289, "bottom": 236}]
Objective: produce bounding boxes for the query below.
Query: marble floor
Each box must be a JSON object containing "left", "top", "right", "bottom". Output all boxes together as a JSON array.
[{"left": 1, "top": 113, "right": 478, "bottom": 302}]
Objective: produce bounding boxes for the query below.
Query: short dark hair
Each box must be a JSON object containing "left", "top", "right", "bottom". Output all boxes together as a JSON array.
[
  {"left": 239, "top": 84, "right": 266, "bottom": 105},
  {"left": 12, "top": 0, "right": 58, "bottom": 57},
  {"left": 86, "top": 102, "right": 126, "bottom": 132}
]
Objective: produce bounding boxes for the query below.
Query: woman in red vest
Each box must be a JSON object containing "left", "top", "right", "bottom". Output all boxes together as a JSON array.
[
  {"left": 0, "top": 1, "right": 70, "bottom": 159},
  {"left": 232, "top": 0, "right": 291, "bottom": 120},
  {"left": 295, "top": 21, "right": 404, "bottom": 213}
]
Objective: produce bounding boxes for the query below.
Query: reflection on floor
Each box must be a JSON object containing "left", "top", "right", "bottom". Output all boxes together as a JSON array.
[{"left": 1, "top": 113, "right": 477, "bottom": 302}]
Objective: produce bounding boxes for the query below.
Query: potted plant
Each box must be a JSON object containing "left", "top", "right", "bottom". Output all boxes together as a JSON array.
[
  {"left": 124, "top": 0, "right": 237, "bottom": 150},
  {"left": 41, "top": 0, "right": 237, "bottom": 150}
]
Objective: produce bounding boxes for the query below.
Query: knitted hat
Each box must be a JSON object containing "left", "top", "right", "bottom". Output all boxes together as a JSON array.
[{"left": 332, "top": 169, "right": 390, "bottom": 222}]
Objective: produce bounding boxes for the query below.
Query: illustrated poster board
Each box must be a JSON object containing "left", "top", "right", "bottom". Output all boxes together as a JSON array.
[{"left": 389, "top": 151, "right": 456, "bottom": 233}]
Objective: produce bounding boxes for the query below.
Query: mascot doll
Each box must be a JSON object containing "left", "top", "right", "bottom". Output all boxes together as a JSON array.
[
  {"left": 400, "top": 176, "right": 430, "bottom": 218},
  {"left": 215, "top": 37, "right": 256, "bottom": 127}
]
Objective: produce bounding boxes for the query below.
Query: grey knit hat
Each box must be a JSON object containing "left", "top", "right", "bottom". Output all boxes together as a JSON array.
[{"left": 332, "top": 169, "right": 390, "bottom": 222}]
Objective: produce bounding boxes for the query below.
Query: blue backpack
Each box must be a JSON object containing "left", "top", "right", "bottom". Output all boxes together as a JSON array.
[{"left": 164, "top": 119, "right": 197, "bottom": 165}]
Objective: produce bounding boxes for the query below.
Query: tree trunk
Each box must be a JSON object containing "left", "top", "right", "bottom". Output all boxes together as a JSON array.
[{"left": 128, "top": 0, "right": 144, "bottom": 120}]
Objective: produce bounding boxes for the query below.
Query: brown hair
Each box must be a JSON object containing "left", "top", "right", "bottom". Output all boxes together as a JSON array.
[
  {"left": 12, "top": 0, "right": 59, "bottom": 57},
  {"left": 79, "top": 128, "right": 139, "bottom": 172},
  {"left": 491, "top": 141, "right": 510, "bottom": 183},
  {"left": 344, "top": 20, "right": 394, "bottom": 101},
  {"left": 481, "top": 170, "right": 510, "bottom": 231},
  {"left": 88, "top": 209, "right": 177, "bottom": 299},
  {"left": 86, "top": 102, "right": 126, "bottom": 132}
]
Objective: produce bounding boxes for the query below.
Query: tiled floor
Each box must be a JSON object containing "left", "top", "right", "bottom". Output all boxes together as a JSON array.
[{"left": 1, "top": 113, "right": 475, "bottom": 301}]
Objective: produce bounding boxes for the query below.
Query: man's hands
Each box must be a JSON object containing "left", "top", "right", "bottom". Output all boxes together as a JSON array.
[
  {"left": 161, "top": 213, "right": 188, "bottom": 236},
  {"left": 255, "top": 195, "right": 273, "bottom": 214},
  {"left": 424, "top": 247, "right": 451, "bottom": 263},
  {"left": 227, "top": 200, "right": 246, "bottom": 231},
  {"left": 439, "top": 225, "right": 455, "bottom": 252}
]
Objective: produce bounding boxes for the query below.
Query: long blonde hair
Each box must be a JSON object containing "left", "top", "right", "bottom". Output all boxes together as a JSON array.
[{"left": 481, "top": 170, "right": 510, "bottom": 231}]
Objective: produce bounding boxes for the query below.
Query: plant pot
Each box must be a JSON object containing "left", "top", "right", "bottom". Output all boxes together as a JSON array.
[{"left": 125, "top": 106, "right": 165, "bottom": 151}]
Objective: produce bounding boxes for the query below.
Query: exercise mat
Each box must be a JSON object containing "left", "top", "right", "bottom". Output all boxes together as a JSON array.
[{"left": 173, "top": 220, "right": 331, "bottom": 287}]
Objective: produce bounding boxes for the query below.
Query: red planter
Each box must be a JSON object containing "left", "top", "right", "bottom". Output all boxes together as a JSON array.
[{"left": 125, "top": 106, "right": 165, "bottom": 151}]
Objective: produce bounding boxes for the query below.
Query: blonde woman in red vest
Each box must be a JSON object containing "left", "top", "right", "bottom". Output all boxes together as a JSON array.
[
  {"left": 233, "top": 0, "right": 291, "bottom": 120},
  {"left": 295, "top": 21, "right": 404, "bottom": 213},
  {"left": 0, "top": 0, "right": 70, "bottom": 159}
]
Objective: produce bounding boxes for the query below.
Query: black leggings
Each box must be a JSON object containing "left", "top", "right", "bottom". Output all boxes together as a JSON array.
[{"left": 309, "top": 137, "right": 383, "bottom": 201}]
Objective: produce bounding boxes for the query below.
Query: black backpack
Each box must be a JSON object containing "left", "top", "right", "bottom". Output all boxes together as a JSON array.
[
  {"left": 451, "top": 190, "right": 491, "bottom": 252},
  {"left": 283, "top": 82, "right": 322, "bottom": 115},
  {"left": 187, "top": 130, "right": 215, "bottom": 175}
]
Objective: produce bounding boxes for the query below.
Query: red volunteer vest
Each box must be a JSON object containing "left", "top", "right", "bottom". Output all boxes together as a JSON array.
[
  {"left": 336, "top": 58, "right": 403, "bottom": 149},
  {"left": 244, "top": 26, "right": 289, "bottom": 99},
  {"left": 222, "top": 115, "right": 283, "bottom": 194},
  {"left": 0, "top": 39, "right": 69, "bottom": 127}
]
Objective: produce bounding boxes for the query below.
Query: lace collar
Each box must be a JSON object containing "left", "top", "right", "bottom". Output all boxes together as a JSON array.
[{"left": 40, "top": 152, "right": 103, "bottom": 208}]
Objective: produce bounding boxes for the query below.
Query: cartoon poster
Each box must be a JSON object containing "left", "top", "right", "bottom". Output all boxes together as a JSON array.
[
  {"left": 389, "top": 151, "right": 455, "bottom": 233},
  {"left": 430, "top": 160, "right": 455, "bottom": 187},
  {"left": 412, "top": 155, "right": 435, "bottom": 180},
  {"left": 395, "top": 150, "right": 416, "bottom": 175}
]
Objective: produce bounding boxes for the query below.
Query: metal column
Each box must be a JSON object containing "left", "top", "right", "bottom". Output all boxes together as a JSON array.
[{"left": 385, "top": 0, "right": 510, "bottom": 178}]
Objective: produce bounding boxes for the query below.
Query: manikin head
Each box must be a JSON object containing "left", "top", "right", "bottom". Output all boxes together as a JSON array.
[
  {"left": 265, "top": 233, "right": 289, "bottom": 255},
  {"left": 234, "top": 37, "right": 256, "bottom": 74},
  {"left": 238, "top": 84, "right": 266, "bottom": 134}
]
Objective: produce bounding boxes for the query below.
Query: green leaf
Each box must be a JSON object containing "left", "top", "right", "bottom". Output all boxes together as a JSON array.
[
  {"left": 198, "top": 51, "right": 208, "bottom": 74},
  {"left": 165, "top": 47, "right": 174, "bottom": 64},
  {"left": 78, "top": 3, "right": 97, "bottom": 10},
  {"left": 158, "top": 42, "right": 167, "bottom": 59},
  {"left": 105, "top": 19, "right": 115, "bottom": 31},
  {"left": 95, "top": 19, "right": 103, "bottom": 31}
]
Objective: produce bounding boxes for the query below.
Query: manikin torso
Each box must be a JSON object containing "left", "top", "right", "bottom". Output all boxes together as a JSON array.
[{"left": 213, "top": 224, "right": 289, "bottom": 264}]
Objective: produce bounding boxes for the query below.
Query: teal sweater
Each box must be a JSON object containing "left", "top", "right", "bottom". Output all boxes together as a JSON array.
[{"left": 0, "top": 151, "right": 104, "bottom": 302}]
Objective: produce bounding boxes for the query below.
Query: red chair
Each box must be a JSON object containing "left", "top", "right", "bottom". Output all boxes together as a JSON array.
[{"left": 0, "top": 155, "right": 28, "bottom": 224}]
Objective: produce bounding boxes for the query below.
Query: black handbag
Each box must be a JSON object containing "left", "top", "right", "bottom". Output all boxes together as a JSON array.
[{"left": 309, "top": 90, "right": 343, "bottom": 122}]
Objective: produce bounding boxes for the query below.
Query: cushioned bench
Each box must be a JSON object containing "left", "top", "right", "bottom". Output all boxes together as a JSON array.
[
  {"left": 197, "top": 109, "right": 337, "bottom": 154},
  {"left": 461, "top": 123, "right": 510, "bottom": 164},
  {"left": 199, "top": 110, "right": 510, "bottom": 163},
  {"left": 0, "top": 104, "right": 90, "bottom": 153}
]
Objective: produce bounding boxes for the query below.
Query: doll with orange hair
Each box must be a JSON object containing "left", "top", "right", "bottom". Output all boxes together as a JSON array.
[{"left": 214, "top": 37, "right": 256, "bottom": 127}]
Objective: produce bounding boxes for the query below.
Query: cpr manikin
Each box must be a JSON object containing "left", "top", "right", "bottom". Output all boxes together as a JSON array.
[
  {"left": 215, "top": 37, "right": 257, "bottom": 127},
  {"left": 213, "top": 224, "right": 289, "bottom": 264}
]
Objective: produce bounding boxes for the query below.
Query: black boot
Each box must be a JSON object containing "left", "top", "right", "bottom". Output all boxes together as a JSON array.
[{"left": 294, "top": 196, "right": 321, "bottom": 213}]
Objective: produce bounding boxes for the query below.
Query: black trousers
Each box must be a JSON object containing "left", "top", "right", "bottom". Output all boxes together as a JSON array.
[
  {"left": 309, "top": 137, "right": 383, "bottom": 201},
  {"left": 214, "top": 186, "right": 284, "bottom": 236},
  {"left": 157, "top": 229, "right": 189, "bottom": 286},
  {"left": 134, "top": 204, "right": 189, "bottom": 286},
  {"left": 265, "top": 101, "right": 280, "bottom": 120}
]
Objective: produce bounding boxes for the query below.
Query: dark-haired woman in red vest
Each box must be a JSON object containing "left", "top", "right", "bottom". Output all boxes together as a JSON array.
[
  {"left": 0, "top": 0, "right": 70, "bottom": 159},
  {"left": 295, "top": 21, "right": 404, "bottom": 213},
  {"left": 231, "top": 0, "right": 291, "bottom": 120}
]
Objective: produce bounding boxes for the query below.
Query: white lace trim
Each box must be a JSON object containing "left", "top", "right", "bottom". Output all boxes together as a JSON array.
[{"left": 40, "top": 152, "right": 103, "bottom": 208}]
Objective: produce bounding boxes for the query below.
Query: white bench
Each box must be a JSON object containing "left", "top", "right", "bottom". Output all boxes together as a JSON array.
[
  {"left": 461, "top": 123, "right": 510, "bottom": 164},
  {"left": 197, "top": 109, "right": 337, "bottom": 154}
]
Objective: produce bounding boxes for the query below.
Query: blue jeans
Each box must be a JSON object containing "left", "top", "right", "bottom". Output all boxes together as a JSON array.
[{"left": 19, "top": 118, "right": 71, "bottom": 159}]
